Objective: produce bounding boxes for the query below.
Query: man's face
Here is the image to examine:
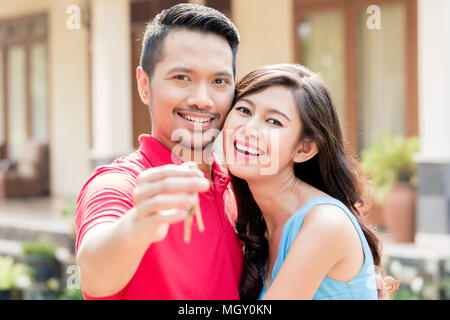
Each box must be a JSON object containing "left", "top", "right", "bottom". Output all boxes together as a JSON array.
[{"left": 137, "top": 29, "right": 235, "bottom": 152}]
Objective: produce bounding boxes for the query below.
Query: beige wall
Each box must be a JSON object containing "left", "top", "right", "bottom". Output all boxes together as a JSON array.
[
  {"left": 0, "top": 0, "right": 51, "bottom": 18},
  {"left": 232, "top": 0, "right": 294, "bottom": 78},
  {"left": 90, "top": 0, "right": 133, "bottom": 163},
  {"left": 48, "top": 0, "right": 91, "bottom": 197},
  {"left": 0, "top": 0, "right": 92, "bottom": 198},
  {"left": 416, "top": 0, "right": 450, "bottom": 162}
]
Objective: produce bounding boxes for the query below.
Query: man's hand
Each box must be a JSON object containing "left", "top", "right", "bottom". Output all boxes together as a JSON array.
[
  {"left": 181, "top": 162, "right": 204, "bottom": 243},
  {"left": 131, "top": 163, "right": 210, "bottom": 244},
  {"left": 76, "top": 164, "right": 210, "bottom": 298}
]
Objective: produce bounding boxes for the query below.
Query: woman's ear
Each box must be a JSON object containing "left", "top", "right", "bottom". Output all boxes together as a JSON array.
[
  {"left": 292, "top": 139, "right": 318, "bottom": 163},
  {"left": 136, "top": 66, "right": 151, "bottom": 105}
]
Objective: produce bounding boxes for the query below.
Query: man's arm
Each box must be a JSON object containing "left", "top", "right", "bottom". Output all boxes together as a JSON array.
[
  {"left": 76, "top": 212, "right": 150, "bottom": 297},
  {"left": 76, "top": 164, "right": 210, "bottom": 298}
]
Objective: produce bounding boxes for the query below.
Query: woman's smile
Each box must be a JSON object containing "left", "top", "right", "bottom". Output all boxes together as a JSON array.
[{"left": 233, "top": 137, "right": 265, "bottom": 159}]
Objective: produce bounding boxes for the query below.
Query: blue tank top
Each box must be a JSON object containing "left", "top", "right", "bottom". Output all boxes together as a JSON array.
[{"left": 258, "top": 197, "right": 378, "bottom": 300}]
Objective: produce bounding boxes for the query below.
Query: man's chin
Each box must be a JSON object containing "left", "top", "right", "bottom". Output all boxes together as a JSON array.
[
  {"left": 172, "top": 129, "right": 219, "bottom": 149},
  {"left": 177, "top": 140, "right": 214, "bottom": 151},
  {"left": 169, "top": 138, "right": 215, "bottom": 164}
]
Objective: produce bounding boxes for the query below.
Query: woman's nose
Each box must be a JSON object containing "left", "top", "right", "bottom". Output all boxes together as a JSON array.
[{"left": 239, "top": 119, "right": 263, "bottom": 144}]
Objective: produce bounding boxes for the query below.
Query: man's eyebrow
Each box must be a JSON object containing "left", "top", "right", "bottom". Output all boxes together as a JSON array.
[
  {"left": 167, "top": 67, "right": 232, "bottom": 79},
  {"left": 167, "top": 67, "right": 193, "bottom": 74},
  {"left": 215, "top": 71, "right": 233, "bottom": 79},
  {"left": 240, "top": 97, "right": 291, "bottom": 122}
]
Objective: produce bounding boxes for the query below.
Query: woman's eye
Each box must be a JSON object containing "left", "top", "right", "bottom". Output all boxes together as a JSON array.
[
  {"left": 267, "top": 118, "right": 282, "bottom": 126},
  {"left": 236, "top": 106, "right": 251, "bottom": 115}
]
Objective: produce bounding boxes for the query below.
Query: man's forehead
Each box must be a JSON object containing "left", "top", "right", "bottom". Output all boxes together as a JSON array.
[{"left": 159, "top": 29, "right": 234, "bottom": 73}]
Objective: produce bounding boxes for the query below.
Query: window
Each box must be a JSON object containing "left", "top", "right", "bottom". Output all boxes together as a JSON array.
[
  {"left": 0, "top": 14, "right": 48, "bottom": 160},
  {"left": 294, "top": 0, "right": 418, "bottom": 152}
]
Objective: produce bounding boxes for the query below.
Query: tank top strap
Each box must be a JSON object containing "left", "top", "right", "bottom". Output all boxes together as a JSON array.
[{"left": 270, "top": 197, "right": 373, "bottom": 286}]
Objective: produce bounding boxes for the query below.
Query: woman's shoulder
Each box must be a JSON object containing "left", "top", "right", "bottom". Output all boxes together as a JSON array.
[
  {"left": 290, "top": 194, "right": 349, "bottom": 225},
  {"left": 280, "top": 196, "right": 361, "bottom": 256},
  {"left": 303, "top": 196, "right": 347, "bottom": 218},
  {"left": 285, "top": 197, "right": 361, "bottom": 252},
  {"left": 303, "top": 201, "right": 356, "bottom": 236}
]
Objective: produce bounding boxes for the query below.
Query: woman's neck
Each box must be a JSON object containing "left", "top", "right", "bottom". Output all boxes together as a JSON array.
[{"left": 246, "top": 169, "right": 314, "bottom": 240}]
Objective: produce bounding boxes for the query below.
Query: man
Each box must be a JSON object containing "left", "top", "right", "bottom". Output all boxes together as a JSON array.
[
  {"left": 75, "top": 3, "right": 389, "bottom": 300},
  {"left": 75, "top": 3, "right": 242, "bottom": 299}
]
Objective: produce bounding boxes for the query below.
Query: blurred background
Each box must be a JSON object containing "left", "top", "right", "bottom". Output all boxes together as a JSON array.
[{"left": 0, "top": 0, "right": 449, "bottom": 300}]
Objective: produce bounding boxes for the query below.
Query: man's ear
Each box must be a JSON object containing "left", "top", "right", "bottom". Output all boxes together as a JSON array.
[
  {"left": 292, "top": 139, "right": 319, "bottom": 163},
  {"left": 136, "top": 66, "right": 151, "bottom": 105}
]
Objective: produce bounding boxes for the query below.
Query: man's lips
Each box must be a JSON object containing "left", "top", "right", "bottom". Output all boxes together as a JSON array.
[
  {"left": 177, "top": 110, "right": 216, "bottom": 120},
  {"left": 176, "top": 110, "right": 216, "bottom": 129}
]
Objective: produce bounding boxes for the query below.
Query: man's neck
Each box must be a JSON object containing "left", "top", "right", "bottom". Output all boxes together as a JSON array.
[
  {"left": 153, "top": 134, "right": 214, "bottom": 181},
  {"left": 188, "top": 147, "right": 214, "bottom": 189}
]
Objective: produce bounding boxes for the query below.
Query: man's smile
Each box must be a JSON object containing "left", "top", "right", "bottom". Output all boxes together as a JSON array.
[{"left": 176, "top": 110, "right": 217, "bottom": 130}]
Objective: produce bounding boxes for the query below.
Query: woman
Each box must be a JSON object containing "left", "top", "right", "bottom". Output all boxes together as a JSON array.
[{"left": 222, "top": 64, "right": 397, "bottom": 300}]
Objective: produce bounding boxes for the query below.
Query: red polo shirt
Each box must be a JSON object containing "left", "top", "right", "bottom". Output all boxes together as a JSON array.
[{"left": 75, "top": 134, "right": 243, "bottom": 299}]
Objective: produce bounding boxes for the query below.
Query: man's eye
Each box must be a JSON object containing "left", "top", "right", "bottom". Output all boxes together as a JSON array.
[
  {"left": 174, "top": 75, "right": 189, "bottom": 81},
  {"left": 213, "top": 78, "right": 228, "bottom": 85},
  {"left": 236, "top": 106, "right": 251, "bottom": 115}
]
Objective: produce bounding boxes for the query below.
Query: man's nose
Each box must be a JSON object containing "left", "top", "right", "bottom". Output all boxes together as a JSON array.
[{"left": 186, "top": 82, "right": 213, "bottom": 110}]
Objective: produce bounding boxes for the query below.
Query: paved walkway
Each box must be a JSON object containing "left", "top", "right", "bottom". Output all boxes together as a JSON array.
[
  {"left": 0, "top": 197, "right": 75, "bottom": 256},
  {"left": 0, "top": 197, "right": 73, "bottom": 233}
]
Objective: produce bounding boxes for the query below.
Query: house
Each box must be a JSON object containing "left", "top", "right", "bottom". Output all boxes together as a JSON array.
[{"left": 0, "top": 0, "right": 449, "bottom": 248}]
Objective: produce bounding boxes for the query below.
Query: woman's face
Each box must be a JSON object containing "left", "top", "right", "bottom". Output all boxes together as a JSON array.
[{"left": 222, "top": 85, "right": 303, "bottom": 180}]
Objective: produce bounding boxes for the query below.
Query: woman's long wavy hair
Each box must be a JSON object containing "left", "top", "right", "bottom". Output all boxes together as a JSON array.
[{"left": 231, "top": 64, "right": 389, "bottom": 300}]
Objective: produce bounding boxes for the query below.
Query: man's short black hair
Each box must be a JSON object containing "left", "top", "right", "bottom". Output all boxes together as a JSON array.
[{"left": 139, "top": 3, "right": 240, "bottom": 81}]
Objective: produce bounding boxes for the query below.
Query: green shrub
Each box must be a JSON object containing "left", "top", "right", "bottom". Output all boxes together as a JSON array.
[
  {"left": 22, "top": 238, "right": 58, "bottom": 259},
  {"left": 61, "top": 196, "right": 77, "bottom": 217},
  {"left": 360, "top": 134, "right": 419, "bottom": 202},
  {"left": 0, "top": 256, "right": 32, "bottom": 290}
]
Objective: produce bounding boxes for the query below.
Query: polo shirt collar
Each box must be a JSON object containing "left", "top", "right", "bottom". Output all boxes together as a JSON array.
[{"left": 138, "top": 134, "right": 183, "bottom": 166}]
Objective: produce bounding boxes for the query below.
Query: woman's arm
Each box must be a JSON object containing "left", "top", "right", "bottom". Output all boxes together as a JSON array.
[{"left": 262, "top": 205, "right": 358, "bottom": 300}]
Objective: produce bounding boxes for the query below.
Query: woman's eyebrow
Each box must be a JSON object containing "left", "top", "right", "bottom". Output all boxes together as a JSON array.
[
  {"left": 268, "top": 108, "right": 291, "bottom": 122},
  {"left": 240, "top": 98, "right": 291, "bottom": 122}
]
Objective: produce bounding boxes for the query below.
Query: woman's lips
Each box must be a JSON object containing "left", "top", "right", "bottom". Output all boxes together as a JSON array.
[{"left": 233, "top": 138, "right": 265, "bottom": 159}]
